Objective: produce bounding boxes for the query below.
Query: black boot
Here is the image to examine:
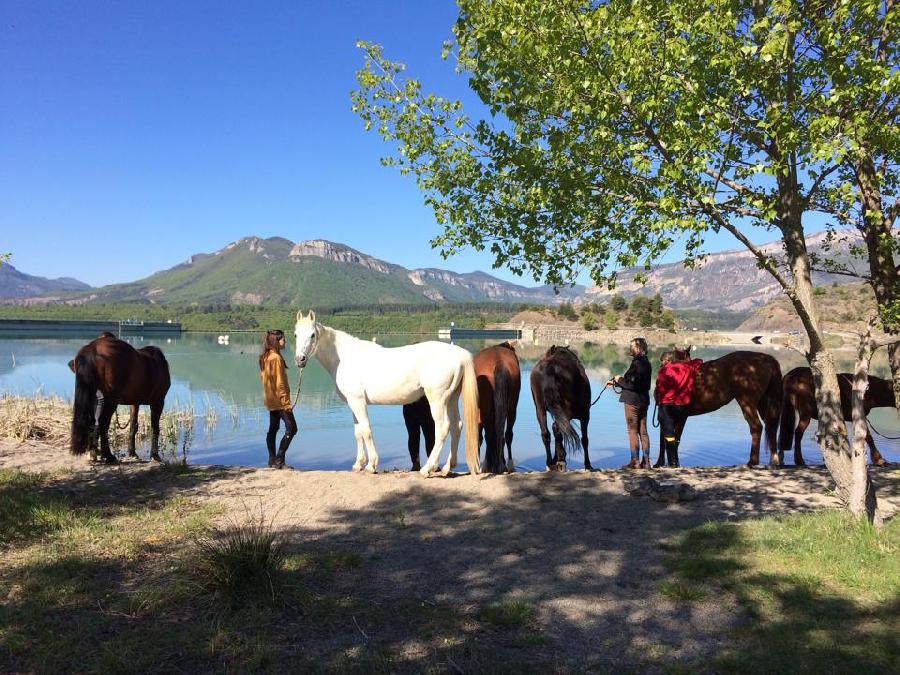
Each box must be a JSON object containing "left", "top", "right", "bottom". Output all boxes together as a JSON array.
[
  {"left": 266, "top": 432, "right": 277, "bottom": 467},
  {"left": 275, "top": 435, "right": 292, "bottom": 469},
  {"left": 667, "top": 440, "right": 680, "bottom": 468}
]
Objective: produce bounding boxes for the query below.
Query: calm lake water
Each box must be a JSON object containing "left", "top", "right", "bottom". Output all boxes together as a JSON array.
[{"left": 1, "top": 332, "right": 897, "bottom": 470}]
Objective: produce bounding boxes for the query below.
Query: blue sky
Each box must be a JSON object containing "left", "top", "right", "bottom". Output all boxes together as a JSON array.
[{"left": 2, "top": 0, "right": 775, "bottom": 288}]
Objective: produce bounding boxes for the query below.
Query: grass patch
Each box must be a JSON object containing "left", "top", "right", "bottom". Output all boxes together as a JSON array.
[
  {"left": 662, "top": 510, "right": 900, "bottom": 673},
  {"left": 192, "top": 517, "right": 287, "bottom": 607},
  {"left": 479, "top": 598, "right": 535, "bottom": 627},
  {"left": 658, "top": 579, "right": 705, "bottom": 602}
]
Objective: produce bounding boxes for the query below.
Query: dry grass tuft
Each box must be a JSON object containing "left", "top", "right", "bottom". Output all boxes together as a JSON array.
[{"left": 0, "top": 395, "right": 71, "bottom": 446}]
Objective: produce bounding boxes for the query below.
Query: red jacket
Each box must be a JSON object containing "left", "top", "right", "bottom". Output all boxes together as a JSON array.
[{"left": 655, "top": 359, "right": 703, "bottom": 406}]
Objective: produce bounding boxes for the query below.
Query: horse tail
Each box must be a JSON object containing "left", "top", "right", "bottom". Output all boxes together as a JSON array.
[
  {"left": 778, "top": 377, "right": 796, "bottom": 453},
  {"left": 493, "top": 363, "right": 511, "bottom": 470},
  {"left": 461, "top": 354, "right": 481, "bottom": 475},
  {"left": 544, "top": 368, "right": 581, "bottom": 456},
  {"left": 70, "top": 351, "right": 99, "bottom": 455},
  {"left": 761, "top": 360, "right": 783, "bottom": 458}
]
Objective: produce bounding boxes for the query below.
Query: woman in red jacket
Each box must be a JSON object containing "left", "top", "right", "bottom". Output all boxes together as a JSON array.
[{"left": 653, "top": 351, "right": 702, "bottom": 467}]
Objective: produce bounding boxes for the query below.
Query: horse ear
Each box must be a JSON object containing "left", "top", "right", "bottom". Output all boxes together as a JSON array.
[
  {"left": 308, "top": 310, "right": 316, "bottom": 323},
  {"left": 296, "top": 310, "right": 303, "bottom": 321}
]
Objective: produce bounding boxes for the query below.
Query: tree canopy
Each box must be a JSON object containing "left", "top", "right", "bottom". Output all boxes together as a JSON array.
[{"left": 353, "top": 0, "right": 898, "bottom": 304}]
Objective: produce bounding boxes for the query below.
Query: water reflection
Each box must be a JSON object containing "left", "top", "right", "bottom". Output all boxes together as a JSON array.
[{"left": 0, "top": 332, "right": 896, "bottom": 470}]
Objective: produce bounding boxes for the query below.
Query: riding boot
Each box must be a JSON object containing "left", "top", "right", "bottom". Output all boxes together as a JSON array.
[
  {"left": 275, "top": 434, "right": 292, "bottom": 469},
  {"left": 667, "top": 440, "right": 680, "bottom": 468},
  {"left": 266, "top": 432, "right": 278, "bottom": 468}
]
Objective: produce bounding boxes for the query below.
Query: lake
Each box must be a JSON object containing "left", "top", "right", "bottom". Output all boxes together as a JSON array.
[{"left": 1, "top": 332, "right": 897, "bottom": 470}]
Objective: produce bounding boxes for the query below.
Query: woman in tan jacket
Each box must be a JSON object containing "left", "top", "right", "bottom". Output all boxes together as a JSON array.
[{"left": 259, "top": 329, "right": 297, "bottom": 469}]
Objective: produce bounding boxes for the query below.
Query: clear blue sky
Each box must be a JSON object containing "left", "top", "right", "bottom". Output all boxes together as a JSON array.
[{"left": 2, "top": 0, "right": 774, "bottom": 288}]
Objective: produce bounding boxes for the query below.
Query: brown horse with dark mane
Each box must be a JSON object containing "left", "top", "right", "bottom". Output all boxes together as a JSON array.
[
  {"left": 779, "top": 367, "right": 891, "bottom": 466},
  {"left": 654, "top": 348, "right": 783, "bottom": 467},
  {"left": 70, "top": 333, "right": 171, "bottom": 463},
  {"left": 475, "top": 342, "right": 521, "bottom": 474},
  {"left": 404, "top": 342, "right": 520, "bottom": 474},
  {"left": 531, "top": 345, "right": 593, "bottom": 471}
]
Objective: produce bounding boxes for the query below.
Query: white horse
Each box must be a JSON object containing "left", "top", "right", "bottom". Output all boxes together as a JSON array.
[{"left": 293, "top": 310, "right": 481, "bottom": 476}]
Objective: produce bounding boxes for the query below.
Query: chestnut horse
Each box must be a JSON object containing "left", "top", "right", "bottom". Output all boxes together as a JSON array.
[
  {"left": 476, "top": 342, "right": 521, "bottom": 474},
  {"left": 70, "top": 334, "right": 171, "bottom": 463},
  {"left": 531, "top": 345, "right": 593, "bottom": 471},
  {"left": 654, "top": 349, "right": 783, "bottom": 468},
  {"left": 778, "top": 367, "right": 891, "bottom": 466},
  {"left": 404, "top": 342, "right": 521, "bottom": 474}
]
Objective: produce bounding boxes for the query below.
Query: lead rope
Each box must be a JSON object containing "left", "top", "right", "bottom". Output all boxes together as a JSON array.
[
  {"left": 590, "top": 383, "right": 610, "bottom": 406},
  {"left": 291, "top": 367, "right": 305, "bottom": 410},
  {"left": 866, "top": 417, "right": 900, "bottom": 440}
]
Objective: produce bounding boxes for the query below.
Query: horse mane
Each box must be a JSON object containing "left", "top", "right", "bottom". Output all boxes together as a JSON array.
[
  {"left": 139, "top": 345, "right": 168, "bottom": 363},
  {"left": 497, "top": 341, "right": 516, "bottom": 351}
]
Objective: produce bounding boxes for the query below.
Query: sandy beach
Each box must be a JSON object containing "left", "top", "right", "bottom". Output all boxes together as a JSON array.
[{"left": 3, "top": 437, "right": 898, "bottom": 668}]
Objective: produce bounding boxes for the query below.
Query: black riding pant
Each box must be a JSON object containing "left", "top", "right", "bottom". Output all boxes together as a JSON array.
[
  {"left": 658, "top": 404, "right": 688, "bottom": 444},
  {"left": 267, "top": 409, "right": 298, "bottom": 456}
]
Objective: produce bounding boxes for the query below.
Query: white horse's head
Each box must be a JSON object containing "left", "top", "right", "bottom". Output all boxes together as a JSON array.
[{"left": 294, "top": 310, "right": 318, "bottom": 368}]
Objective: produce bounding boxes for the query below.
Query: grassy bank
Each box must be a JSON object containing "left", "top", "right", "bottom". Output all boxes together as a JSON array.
[
  {"left": 661, "top": 511, "right": 900, "bottom": 673},
  {"left": 1, "top": 461, "right": 897, "bottom": 673}
]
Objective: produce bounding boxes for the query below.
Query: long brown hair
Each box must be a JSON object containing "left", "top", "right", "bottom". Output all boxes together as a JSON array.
[{"left": 259, "top": 329, "right": 286, "bottom": 371}]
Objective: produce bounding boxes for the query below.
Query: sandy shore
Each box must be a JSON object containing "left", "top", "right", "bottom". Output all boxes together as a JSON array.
[{"left": 3, "top": 438, "right": 898, "bottom": 666}]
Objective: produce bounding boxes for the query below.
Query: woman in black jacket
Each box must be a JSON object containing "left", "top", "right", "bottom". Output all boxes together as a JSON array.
[{"left": 607, "top": 337, "right": 652, "bottom": 469}]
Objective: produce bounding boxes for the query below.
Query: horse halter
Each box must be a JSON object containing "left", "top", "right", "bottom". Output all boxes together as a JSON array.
[{"left": 296, "top": 323, "right": 319, "bottom": 368}]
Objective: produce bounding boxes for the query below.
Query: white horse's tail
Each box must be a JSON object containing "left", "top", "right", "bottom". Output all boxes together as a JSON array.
[{"left": 462, "top": 355, "right": 481, "bottom": 475}]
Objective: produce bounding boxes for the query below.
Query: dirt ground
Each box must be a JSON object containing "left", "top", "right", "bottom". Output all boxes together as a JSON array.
[{"left": 4, "top": 438, "right": 898, "bottom": 669}]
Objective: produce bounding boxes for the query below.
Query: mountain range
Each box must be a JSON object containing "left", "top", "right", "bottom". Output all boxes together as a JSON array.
[{"left": 0, "top": 232, "right": 868, "bottom": 310}]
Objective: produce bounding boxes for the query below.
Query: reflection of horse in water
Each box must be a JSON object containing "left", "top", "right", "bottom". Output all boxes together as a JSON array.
[
  {"left": 655, "top": 349, "right": 783, "bottom": 468},
  {"left": 293, "top": 310, "right": 480, "bottom": 476},
  {"left": 779, "top": 367, "right": 891, "bottom": 466},
  {"left": 403, "top": 342, "right": 521, "bottom": 474},
  {"left": 70, "top": 334, "right": 171, "bottom": 463},
  {"left": 530, "top": 346, "right": 593, "bottom": 471}
]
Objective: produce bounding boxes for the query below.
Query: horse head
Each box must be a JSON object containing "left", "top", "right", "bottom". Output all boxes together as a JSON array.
[{"left": 294, "top": 310, "right": 319, "bottom": 368}]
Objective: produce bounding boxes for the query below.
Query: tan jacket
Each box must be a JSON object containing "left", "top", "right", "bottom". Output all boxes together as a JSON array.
[{"left": 261, "top": 350, "right": 292, "bottom": 411}]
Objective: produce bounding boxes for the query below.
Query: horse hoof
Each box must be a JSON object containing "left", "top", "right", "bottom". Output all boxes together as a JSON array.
[
  {"left": 506, "top": 458, "right": 515, "bottom": 473},
  {"left": 556, "top": 462, "right": 567, "bottom": 472},
  {"left": 746, "top": 460, "right": 759, "bottom": 468},
  {"left": 352, "top": 463, "right": 364, "bottom": 472},
  {"left": 441, "top": 466, "right": 452, "bottom": 477},
  {"left": 365, "top": 464, "right": 377, "bottom": 474},
  {"left": 419, "top": 465, "right": 433, "bottom": 477},
  {"left": 874, "top": 459, "right": 887, "bottom": 467},
  {"left": 150, "top": 454, "right": 162, "bottom": 463},
  {"left": 103, "top": 455, "right": 118, "bottom": 465}
]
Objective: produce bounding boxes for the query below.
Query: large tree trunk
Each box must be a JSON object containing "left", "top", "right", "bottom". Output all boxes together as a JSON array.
[
  {"left": 855, "top": 157, "right": 900, "bottom": 410},
  {"left": 781, "top": 215, "right": 881, "bottom": 523},
  {"left": 849, "top": 326, "right": 883, "bottom": 526}
]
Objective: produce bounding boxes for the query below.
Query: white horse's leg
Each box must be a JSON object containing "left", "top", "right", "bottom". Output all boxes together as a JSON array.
[
  {"left": 445, "top": 393, "right": 462, "bottom": 472},
  {"left": 347, "top": 398, "right": 376, "bottom": 472},
  {"left": 420, "top": 394, "right": 451, "bottom": 476}
]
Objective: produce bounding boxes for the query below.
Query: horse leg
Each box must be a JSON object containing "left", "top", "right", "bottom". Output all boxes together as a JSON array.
[
  {"left": 127, "top": 404, "right": 140, "bottom": 458},
  {"left": 552, "top": 420, "right": 566, "bottom": 472},
  {"left": 420, "top": 394, "right": 451, "bottom": 476},
  {"left": 97, "top": 398, "right": 117, "bottom": 464},
  {"left": 150, "top": 401, "right": 163, "bottom": 462},
  {"left": 738, "top": 400, "right": 765, "bottom": 467},
  {"left": 347, "top": 399, "right": 375, "bottom": 472},
  {"left": 403, "top": 403, "right": 422, "bottom": 471},
  {"left": 535, "top": 408, "right": 553, "bottom": 470},
  {"left": 580, "top": 416, "right": 592, "bottom": 471},
  {"left": 446, "top": 395, "right": 462, "bottom": 472},
  {"left": 505, "top": 408, "right": 517, "bottom": 472},
  {"left": 793, "top": 417, "right": 810, "bottom": 466},
  {"left": 866, "top": 431, "right": 886, "bottom": 467}
]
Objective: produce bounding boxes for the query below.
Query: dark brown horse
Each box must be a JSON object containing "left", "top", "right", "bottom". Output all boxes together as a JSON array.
[
  {"left": 654, "top": 349, "right": 783, "bottom": 467},
  {"left": 475, "top": 342, "right": 521, "bottom": 474},
  {"left": 779, "top": 367, "right": 891, "bottom": 466},
  {"left": 531, "top": 345, "right": 592, "bottom": 471},
  {"left": 70, "top": 334, "right": 171, "bottom": 463},
  {"left": 403, "top": 342, "right": 521, "bottom": 474}
]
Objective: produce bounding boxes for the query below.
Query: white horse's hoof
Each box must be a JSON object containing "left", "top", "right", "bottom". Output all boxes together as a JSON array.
[
  {"left": 365, "top": 464, "right": 377, "bottom": 474},
  {"left": 441, "top": 465, "right": 452, "bottom": 477},
  {"left": 419, "top": 465, "right": 433, "bottom": 477},
  {"left": 352, "top": 462, "right": 364, "bottom": 472}
]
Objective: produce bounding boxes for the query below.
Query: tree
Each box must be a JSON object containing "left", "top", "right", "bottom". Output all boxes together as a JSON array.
[
  {"left": 353, "top": 0, "right": 899, "bottom": 522},
  {"left": 610, "top": 295, "right": 628, "bottom": 312},
  {"left": 582, "top": 311, "right": 598, "bottom": 330}
]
